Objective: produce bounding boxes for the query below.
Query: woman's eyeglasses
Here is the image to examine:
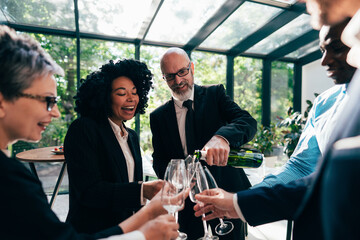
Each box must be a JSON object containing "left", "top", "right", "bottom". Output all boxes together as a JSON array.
[{"left": 17, "top": 93, "right": 59, "bottom": 111}]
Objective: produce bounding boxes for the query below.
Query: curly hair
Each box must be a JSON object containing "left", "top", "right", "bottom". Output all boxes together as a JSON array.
[{"left": 75, "top": 59, "right": 153, "bottom": 119}]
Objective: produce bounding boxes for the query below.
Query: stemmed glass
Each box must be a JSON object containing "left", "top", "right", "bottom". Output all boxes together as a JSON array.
[
  {"left": 188, "top": 162, "right": 219, "bottom": 240},
  {"left": 161, "top": 159, "right": 188, "bottom": 240},
  {"left": 203, "top": 166, "right": 234, "bottom": 235}
]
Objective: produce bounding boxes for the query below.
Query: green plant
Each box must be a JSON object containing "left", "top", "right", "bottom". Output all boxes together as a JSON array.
[
  {"left": 278, "top": 108, "right": 305, "bottom": 158},
  {"left": 278, "top": 92, "right": 317, "bottom": 158},
  {"left": 250, "top": 124, "right": 282, "bottom": 156}
]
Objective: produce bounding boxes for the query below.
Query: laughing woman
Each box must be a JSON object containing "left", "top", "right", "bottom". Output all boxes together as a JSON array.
[
  {"left": 0, "top": 25, "right": 178, "bottom": 240},
  {"left": 64, "top": 59, "right": 163, "bottom": 234}
]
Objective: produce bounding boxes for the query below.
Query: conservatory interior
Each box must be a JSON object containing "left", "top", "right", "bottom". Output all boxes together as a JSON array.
[{"left": 1, "top": 0, "right": 336, "bottom": 239}]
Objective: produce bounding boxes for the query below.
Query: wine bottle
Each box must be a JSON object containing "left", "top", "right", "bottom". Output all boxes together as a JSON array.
[{"left": 194, "top": 149, "right": 263, "bottom": 168}]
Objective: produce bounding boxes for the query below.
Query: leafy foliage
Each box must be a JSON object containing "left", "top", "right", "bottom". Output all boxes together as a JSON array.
[
  {"left": 278, "top": 95, "right": 315, "bottom": 158},
  {"left": 250, "top": 124, "right": 283, "bottom": 156}
]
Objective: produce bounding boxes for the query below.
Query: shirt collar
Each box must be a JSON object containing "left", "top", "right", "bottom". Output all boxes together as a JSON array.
[{"left": 108, "top": 118, "right": 128, "bottom": 140}]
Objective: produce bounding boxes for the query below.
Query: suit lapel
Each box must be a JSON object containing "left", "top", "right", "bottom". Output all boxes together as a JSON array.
[
  {"left": 100, "top": 118, "right": 129, "bottom": 183},
  {"left": 194, "top": 85, "right": 205, "bottom": 148},
  {"left": 163, "top": 99, "right": 185, "bottom": 157},
  {"left": 126, "top": 128, "right": 143, "bottom": 181}
]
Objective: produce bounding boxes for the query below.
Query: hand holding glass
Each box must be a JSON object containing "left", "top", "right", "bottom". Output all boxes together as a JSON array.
[
  {"left": 203, "top": 166, "right": 234, "bottom": 235},
  {"left": 161, "top": 159, "right": 187, "bottom": 240},
  {"left": 188, "top": 162, "right": 219, "bottom": 240}
]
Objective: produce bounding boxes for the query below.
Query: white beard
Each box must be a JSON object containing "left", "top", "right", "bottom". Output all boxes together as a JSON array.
[{"left": 171, "top": 85, "right": 192, "bottom": 101}]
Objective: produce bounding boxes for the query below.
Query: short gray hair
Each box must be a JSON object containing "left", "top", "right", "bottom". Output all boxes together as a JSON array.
[{"left": 0, "top": 25, "right": 64, "bottom": 100}]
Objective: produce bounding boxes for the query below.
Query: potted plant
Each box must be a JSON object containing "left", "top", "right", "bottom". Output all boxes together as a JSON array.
[{"left": 278, "top": 95, "right": 316, "bottom": 158}]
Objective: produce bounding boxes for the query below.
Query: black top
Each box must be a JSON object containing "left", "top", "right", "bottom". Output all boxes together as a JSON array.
[
  {"left": 0, "top": 151, "right": 123, "bottom": 240},
  {"left": 65, "top": 116, "right": 143, "bottom": 234}
]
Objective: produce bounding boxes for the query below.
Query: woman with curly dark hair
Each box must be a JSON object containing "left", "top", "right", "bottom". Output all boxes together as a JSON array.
[{"left": 64, "top": 59, "right": 164, "bottom": 234}]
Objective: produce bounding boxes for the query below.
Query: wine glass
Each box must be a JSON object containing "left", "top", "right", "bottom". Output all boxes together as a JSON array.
[
  {"left": 162, "top": 159, "right": 188, "bottom": 240},
  {"left": 203, "top": 166, "right": 234, "bottom": 235},
  {"left": 188, "top": 162, "right": 219, "bottom": 240}
]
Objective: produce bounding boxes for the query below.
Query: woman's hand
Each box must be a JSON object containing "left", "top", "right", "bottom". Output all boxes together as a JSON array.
[
  {"left": 139, "top": 214, "right": 179, "bottom": 240},
  {"left": 143, "top": 180, "right": 164, "bottom": 200}
]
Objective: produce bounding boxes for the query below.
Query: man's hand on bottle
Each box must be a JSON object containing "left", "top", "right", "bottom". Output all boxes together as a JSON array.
[{"left": 202, "top": 135, "right": 230, "bottom": 166}]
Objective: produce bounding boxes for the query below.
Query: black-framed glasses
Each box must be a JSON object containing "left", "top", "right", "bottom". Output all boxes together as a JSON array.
[
  {"left": 163, "top": 62, "right": 191, "bottom": 82},
  {"left": 17, "top": 93, "right": 59, "bottom": 111}
]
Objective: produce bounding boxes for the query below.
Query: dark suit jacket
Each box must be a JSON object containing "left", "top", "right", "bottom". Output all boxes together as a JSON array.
[
  {"left": 64, "top": 116, "right": 143, "bottom": 234},
  {"left": 320, "top": 137, "right": 360, "bottom": 240},
  {"left": 237, "top": 70, "right": 360, "bottom": 240},
  {"left": 0, "top": 151, "right": 123, "bottom": 240},
  {"left": 150, "top": 84, "right": 257, "bottom": 239}
]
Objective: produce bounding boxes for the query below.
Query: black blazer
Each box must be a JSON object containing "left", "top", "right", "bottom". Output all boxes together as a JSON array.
[
  {"left": 237, "top": 70, "right": 360, "bottom": 239},
  {"left": 150, "top": 84, "right": 257, "bottom": 239},
  {"left": 0, "top": 151, "right": 123, "bottom": 240},
  {"left": 64, "top": 116, "right": 143, "bottom": 234}
]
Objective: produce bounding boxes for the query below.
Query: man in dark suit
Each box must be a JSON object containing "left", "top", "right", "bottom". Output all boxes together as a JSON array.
[
  {"left": 193, "top": 18, "right": 360, "bottom": 239},
  {"left": 150, "top": 47, "right": 257, "bottom": 240}
]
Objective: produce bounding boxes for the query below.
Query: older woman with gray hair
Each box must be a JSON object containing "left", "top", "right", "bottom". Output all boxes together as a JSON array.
[{"left": 0, "top": 25, "right": 178, "bottom": 240}]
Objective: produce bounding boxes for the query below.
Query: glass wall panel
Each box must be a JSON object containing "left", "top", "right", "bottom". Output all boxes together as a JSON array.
[
  {"left": 191, "top": 51, "right": 226, "bottom": 86},
  {"left": 271, "top": 61, "right": 294, "bottom": 123},
  {"left": 140, "top": 45, "right": 170, "bottom": 154},
  {"left": 200, "top": 2, "right": 281, "bottom": 50},
  {"left": 146, "top": 0, "right": 226, "bottom": 45},
  {"left": 80, "top": 39, "right": 135, "bottom": 126},
  {"left": 246, "top": 14, "right": 312, "bottom": 54},
  {"left": 0, "top": 0, "right": 75, "bottom": 30},
  {"left": 234, "top": 57, "right": 262, "bottom": 123},
  {"left": 78, "top": 0, "right": 153, "bottom": 38},
  {"left": 79, "top": 39, "right": 135, "bottom": 79},
  {"left": 286, "top": 39, "right": 320, "bottom": 59}
]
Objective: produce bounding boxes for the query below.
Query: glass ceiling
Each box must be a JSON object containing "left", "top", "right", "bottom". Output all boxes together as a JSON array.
[
  {"left": 0, "top": 0, "right": 321, "bottom": 63},
  {"left": 286, "top": 39, "right": 320, "bottom": 58},
  {"left": 146, "top": 0, "right": 226, "bottom": 44},
  {"left": 246, "top": 14, "right": 312, "bottom": 54},
  {"left": 78, "top": 0, "right": 153, "bottom": 38},
  {"left": 199, "top": 1, "right": 282, "bottom": 50}
]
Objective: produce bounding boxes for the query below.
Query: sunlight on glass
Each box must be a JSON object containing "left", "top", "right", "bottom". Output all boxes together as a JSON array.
[
  {"left": 271, "top": 61, "right": 294, "bottom": 123},
  {"left": 191, "top": 51, "right": 226, "bottom": 86},
  {"left": 78, "top": 0, "right": 153, "bottom": 37},
  {"left": 0, "top": 11, "right": 6, "bottom": 21},
  {"left": 286, "top": 40, "right": 320, "bottom": 59},
  {"left": 246, "top": 14, "right": 312, "bottom": 55},
  {"left": 200, "top": 2, "right": 281, "bottom": 50},
  {"left": 140, "top": 45, "right": 171, "bottom": 154},
  {"left": 146, "top": 0, "right": 226, "bottom": 44},
  {"left": 0, "top": 0, "right": 75, "bottom": 29},
  {"left": 234, "top": 57, "right": 262, "bottom": 123}
]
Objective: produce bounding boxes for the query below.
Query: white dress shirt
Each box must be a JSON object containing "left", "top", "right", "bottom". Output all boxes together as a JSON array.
[
  {"left": 108, "top": 118, "right": 145, "bottom": 204},
  {"left": 172, "top": 88, "right": 195, "bottom": 156}
]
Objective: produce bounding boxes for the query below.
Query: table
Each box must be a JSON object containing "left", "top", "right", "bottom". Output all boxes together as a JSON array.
[{"left": 16, "top": 146, "right": 67, "bottom": 209}]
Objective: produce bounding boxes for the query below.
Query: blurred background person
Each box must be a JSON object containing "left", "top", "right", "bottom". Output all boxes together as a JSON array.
[{"left": 254, "top": 18, "right": 356, "bottom": 188}]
